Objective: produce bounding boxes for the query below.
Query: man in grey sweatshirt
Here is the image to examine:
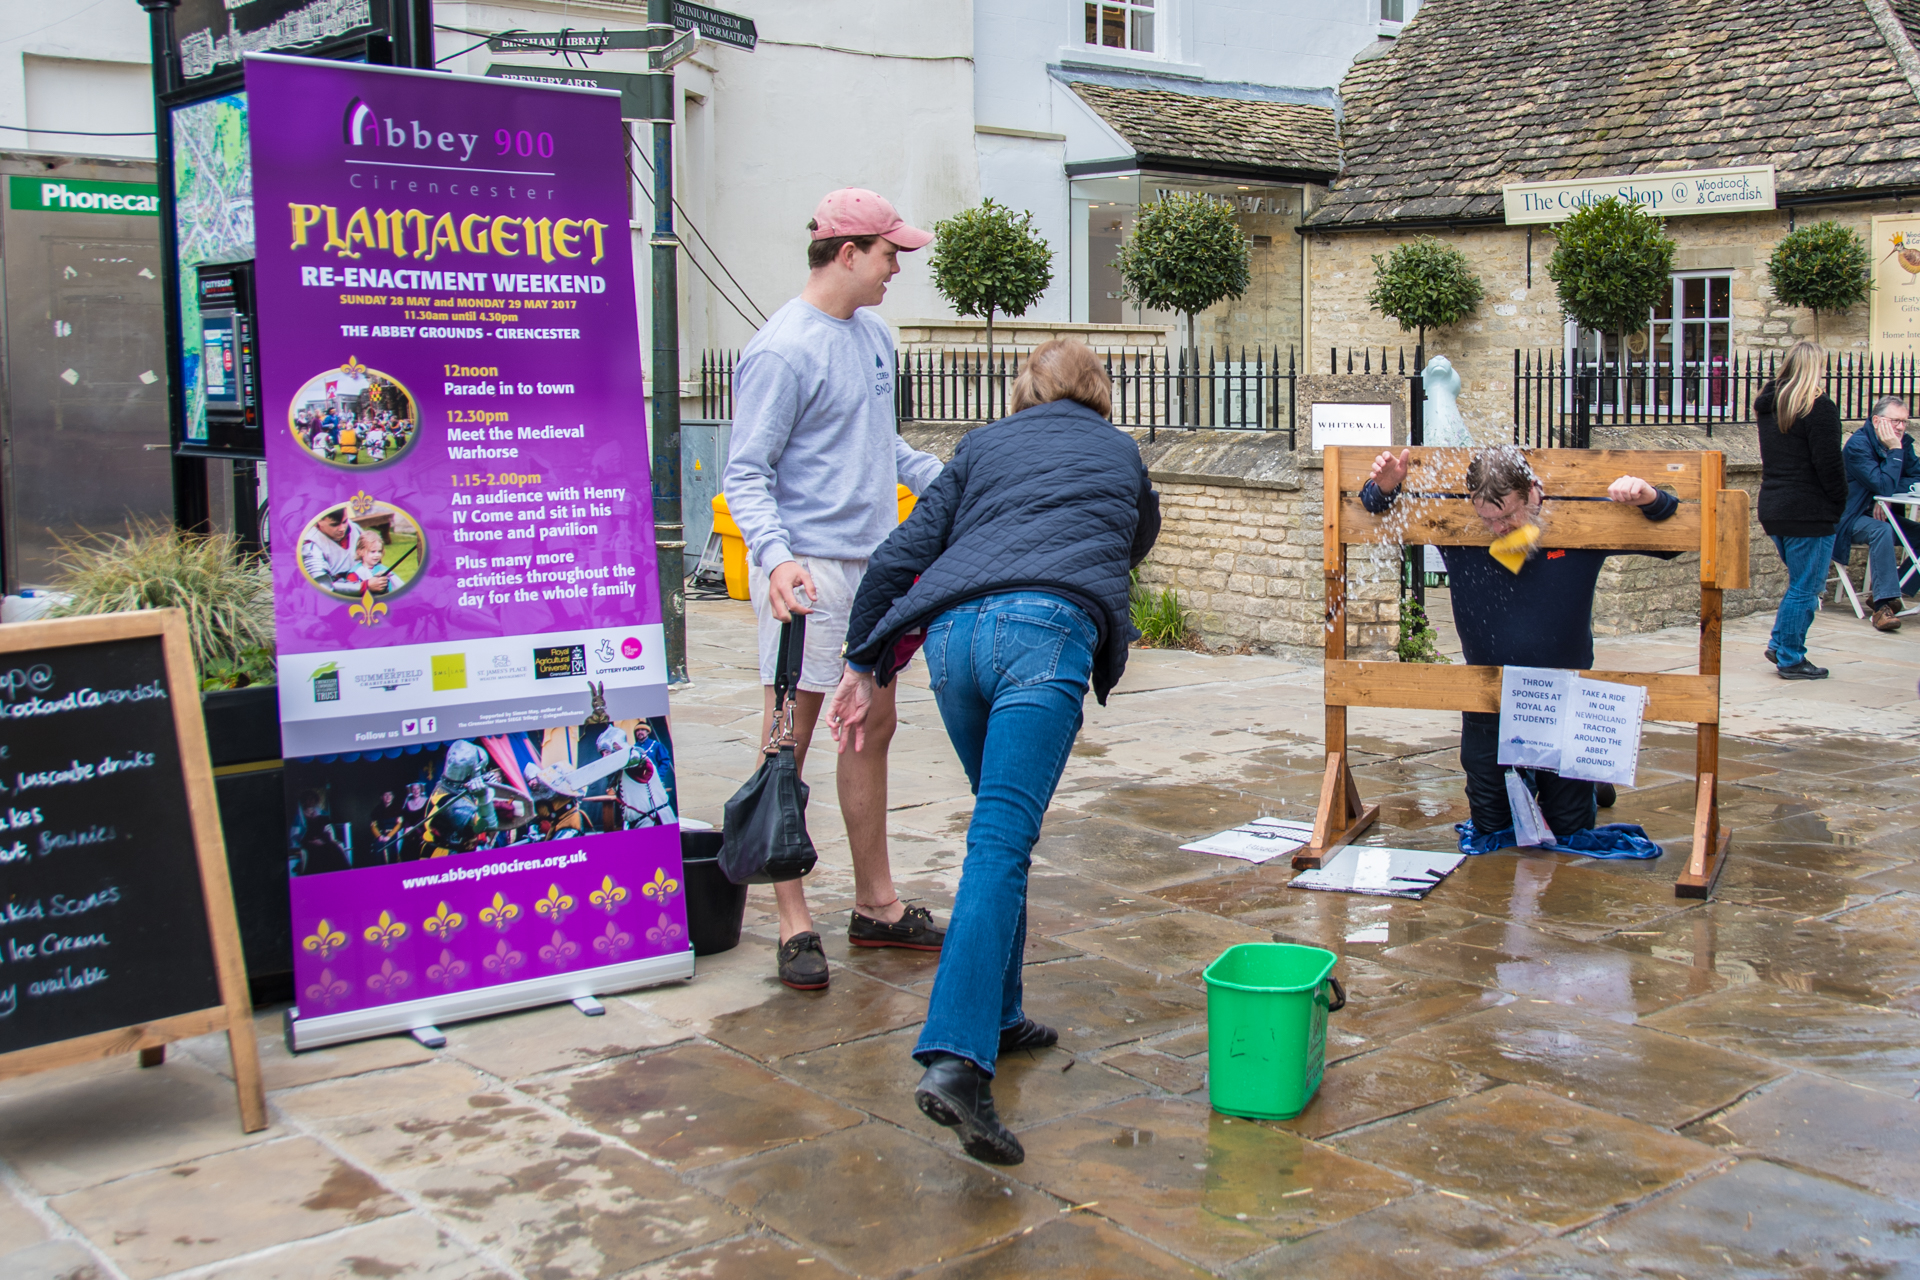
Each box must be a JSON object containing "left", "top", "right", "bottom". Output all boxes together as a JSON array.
[{"left": 723, "top": 188, "right": 946, "bottom": 991}]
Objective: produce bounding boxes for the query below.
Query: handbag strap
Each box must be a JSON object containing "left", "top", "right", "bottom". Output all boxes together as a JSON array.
[{"left": 765, "top": 611, "right": 808, "bottom": 754}]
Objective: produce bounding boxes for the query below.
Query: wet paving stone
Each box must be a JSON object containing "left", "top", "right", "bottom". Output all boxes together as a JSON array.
[
  {"left": 1382, "top": 921, "right": 1720, "bottom": 1020},
  {"left": 1236, "top": 1191, "right": 1541, "bottom": 1278},
  {"left": 690, "top": 1123, "right": 1055, "bottom": 1278},
  {"left": 1643, "top": 987, "right": 1920, "bottom": 1100},
  {"left": 1365, "top": 788, "right": 1476, "bottom": 832},
  {"left": 1391, "top": 1003, "right": 1785, "bottom": 1127},
  {"left": 194, "top": 1214, "right": 508, "bottom": 1280},
  {"left": 1722, "top": 839, "right": 1907, "bottom": 878},
  {"left": 1332, "top": 1086, "right": 1725, "bottom": 1231},
  {"left": 918, "top": 1215, "right": 1212, "bottom": 1279},
  {"left": 1710, "top": 855, "right": 1886, "bottom": 916},
  {"left": 1015, "top": 955, "right": 1209, "bottom": 1049},
  {"left": 779, "top": 1027, "right": 1147, "bottom": 1139},
  {"left": 1061, "top": 911, "right": 1275, "bottom": 978},
  {"left": 1705, "top": 1073, "right": 1920, "bottom": 1203},
  {"left": 1321, "top": 956, "right": 1508, "bottom": 1062},
  {"left": 1016, "top": 1096, "right": 1415, "bottom": 1269},
  {"left": 1024, "top": 868, "right": 1182, "bottom": 935},
  {"left": 1080, "top": 781, "right": 1323, "bottom": 843},
  {"left": 1103, "top": 1049, "right": 1211, "bottom": 1096},
  {"left": 629, "top": 1236, "right": 856, "bottom": 1279},
  {"left": 1487, "top": 1157, "right": 1920, "bottom": 1279},
  {"left": 1422, "top": 854, "right": 1693, "bottom": 939},
  {"left": 1256, "top": 894, "right": 1485, "bottom": 959},
  {"left": 1604, "top": 901, "right": 1920, "bottom": 1006},
  {"left": 1268, "top": 1047, "right": 1490, "bottom": 1140},
  {"left": 1033, "top": 814, "right": 1243, "bottom": 892},
  {"left": 701, "top": 967, "right": 927, "bottom": 1063},
  {"left": 527, "top": 1043, "right": 865, "bottom": 1168}
]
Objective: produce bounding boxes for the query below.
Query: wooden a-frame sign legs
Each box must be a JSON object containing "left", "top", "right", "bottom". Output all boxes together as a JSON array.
[{"left": 1299, "top": 447, "right": 1747, "bottom": 900}]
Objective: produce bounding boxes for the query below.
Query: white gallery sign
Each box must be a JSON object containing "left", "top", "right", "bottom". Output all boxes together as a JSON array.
[
  {"left": 1502, "top": 165, "right": 1776, "bottom": 225},
  {"left": 1310, "top": 402, "right": 1393, "bottom": 451}
]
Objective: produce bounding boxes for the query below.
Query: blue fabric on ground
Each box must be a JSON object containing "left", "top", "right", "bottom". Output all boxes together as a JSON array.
[{"left": 1454, "top": 821, "right": 1664, "bottom": 860}]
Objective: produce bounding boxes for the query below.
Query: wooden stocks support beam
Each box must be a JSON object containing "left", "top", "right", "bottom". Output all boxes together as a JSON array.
[
  {"left": 1301, "top": 446, "right": 1378, "bottom": 869},
  {"left": 1313, "top": 447, "right": 1745, "bottom": 897}
]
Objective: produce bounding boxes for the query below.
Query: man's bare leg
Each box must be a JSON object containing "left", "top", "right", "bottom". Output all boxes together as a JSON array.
[
  {"left": 762, "top": 685, "right": 824, "bottom": 943},
  {"left": 839, "top": 674, "right": 906, "bottom": 923}
]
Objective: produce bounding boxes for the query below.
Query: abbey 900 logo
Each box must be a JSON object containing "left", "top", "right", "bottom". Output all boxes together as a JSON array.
[{"left": 344, "top": 96, "right": 557, "bottom": 164}]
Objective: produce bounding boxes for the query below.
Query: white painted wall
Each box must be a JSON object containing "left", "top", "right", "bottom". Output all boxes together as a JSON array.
[{"left": 0, "top": 1, "right": 155, "bottom": 159}]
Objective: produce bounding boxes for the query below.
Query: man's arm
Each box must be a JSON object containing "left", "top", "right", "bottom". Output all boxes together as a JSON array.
[
  {"left": 1360, "top": 448, "right": 1410, "bottom": 514},
  {"left": 1606, "top": 476, "right": 1678, "bottom": 520},
  {"left": 893, "top": 433, "right": 944, "bottom": 495},
  {"left": 720, "top": 351, "right": 802, "bottom": 573},
  {"left": 843, "top": 452, "right": 967, "bottom": 674},
  {"left": 1847, "top": 427, "right": 1904, "bottom": 499}
]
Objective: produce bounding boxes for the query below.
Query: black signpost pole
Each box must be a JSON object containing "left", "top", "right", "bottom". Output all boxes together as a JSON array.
[{"left": 647, "top": 0, "right": 688, "bottom": 685}]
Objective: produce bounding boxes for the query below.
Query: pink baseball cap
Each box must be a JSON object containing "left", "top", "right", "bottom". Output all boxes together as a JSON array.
[{"left": 809, "top": 188, "right": 933, "bottom": 250}]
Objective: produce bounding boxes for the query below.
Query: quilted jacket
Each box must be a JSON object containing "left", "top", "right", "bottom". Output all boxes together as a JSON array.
[{"left": 843, "top": 399, "right": 1161, "bottom": 703}]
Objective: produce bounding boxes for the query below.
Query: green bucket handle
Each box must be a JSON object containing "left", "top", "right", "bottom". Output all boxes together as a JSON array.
[{"left": 1325, "top": 976, "right": 1347, "bottom": 1012}]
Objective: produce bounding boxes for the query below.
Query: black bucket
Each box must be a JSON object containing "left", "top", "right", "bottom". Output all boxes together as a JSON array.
[{"left": 682, "top": 827, "right": 746, "bottom": 956}]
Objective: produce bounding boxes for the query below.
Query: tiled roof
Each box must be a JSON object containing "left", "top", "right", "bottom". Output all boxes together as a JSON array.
[
  {"left": 1068, "top": 81, "right": 1342, "bottom": 180},
  {"left": 1308, "top": 0, "right": 1920, "bottom": 229}
]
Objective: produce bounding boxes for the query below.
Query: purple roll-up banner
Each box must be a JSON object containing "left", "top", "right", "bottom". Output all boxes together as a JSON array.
[{"left": 247, "top": 55, "right": 691, "bottom": 1050}]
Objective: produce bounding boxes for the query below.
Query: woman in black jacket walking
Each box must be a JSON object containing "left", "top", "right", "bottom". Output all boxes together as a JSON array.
[
  {"left": 826, "top": 340, "right": 1159, "bottom": 1165},
  {"left": 1756, "top": 341, "right": 1848, "bottom": 679}
]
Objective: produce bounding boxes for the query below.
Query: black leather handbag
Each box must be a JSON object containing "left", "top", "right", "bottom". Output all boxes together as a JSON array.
[{"left": 719, "top": 613, "right": 818, "bottom": 885}]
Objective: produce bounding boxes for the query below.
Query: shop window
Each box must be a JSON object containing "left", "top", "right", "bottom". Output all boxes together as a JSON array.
[
  {"left": 1566, "top": 271, "right": 1734, "bottom": 415},
  {"left": 1085, "top": 0, "right": 1154, "bottom": 54},
  {"left": 1381, "top": 0, "right": 1406, "bottom": 20}
]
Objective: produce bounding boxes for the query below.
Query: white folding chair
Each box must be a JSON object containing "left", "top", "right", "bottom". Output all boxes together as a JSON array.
[{"left": 1829, "top": 557, "right": 1867, "bottom": 618}]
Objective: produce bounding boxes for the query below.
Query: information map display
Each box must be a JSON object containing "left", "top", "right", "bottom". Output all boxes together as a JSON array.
[{"left": 248, "top": 56, "right": 689, "bottom": 1050}]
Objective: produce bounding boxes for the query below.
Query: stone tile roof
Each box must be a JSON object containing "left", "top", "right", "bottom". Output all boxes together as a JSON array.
[
  {"left": 1068, "top": 81, "right": 1342, "bottom": 180},
  {"left": 1309, "top": 0, "right": 1920, "bottom": 229}
]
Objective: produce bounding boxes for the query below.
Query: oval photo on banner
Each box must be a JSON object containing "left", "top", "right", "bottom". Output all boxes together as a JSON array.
[
  {"left": 288, "top": 360, "right": 421, "bottom": 469},
  {"left": 295, "top": 494, "right": 430, "bottom": 601}
]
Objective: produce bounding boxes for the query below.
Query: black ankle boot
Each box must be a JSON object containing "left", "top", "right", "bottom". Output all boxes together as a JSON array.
[{"left": 915, "top": 1053, "right": 1024, "bottom": 1165}]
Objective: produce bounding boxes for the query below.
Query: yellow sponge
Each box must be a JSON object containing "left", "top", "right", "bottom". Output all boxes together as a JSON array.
[{"left": 1489, "top": 523, "right": 1541, "bottom": 574}]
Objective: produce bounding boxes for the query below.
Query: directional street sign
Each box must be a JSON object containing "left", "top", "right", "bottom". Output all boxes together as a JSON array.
[
  {"left": 488, "top": 30, "right": 652, "bottom": 53},
  {"left": 483, "top": 65, "right": 666, "bottom": 121},
  {"left": 671, "top": 1, "right": 757, "bottom": 51},
  {"left": 651, "top": 27, "right": 701, "bottom": 71}
]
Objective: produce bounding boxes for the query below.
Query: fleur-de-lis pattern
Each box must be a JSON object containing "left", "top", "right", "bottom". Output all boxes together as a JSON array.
[
  {"left": 589, "top": 875, "right": 628, "bottom": 914},
  {"left": 423, "top": 901, "right": 466, "bottom": 941},
  {"left": 534, "top": 883, "right": 576, "bottom": 923},
  {"left": 538, "top": 930, "right": 579, "bottom": 966},
  {"left": 305, "top": 968, "right": 350, "bottom": 1008},
  {"left": 363, "top": 910, "right": 408, "bottom": 950},
  {"left": 366, "top": 959, "right": 411, "bottom": 999},
  {"left": 592, "top": 920, "right": 632, "bottom": 959},
  {"left": 349, "top": 585, "right": 388, "bottom": 627},
  {"left": 482, "top": 939, "right": 525, "bottom": 978},
  {"left": 479, "top": 892, "right": 521, "bottom": 932},
  {"left": 302, "top": 920, "right": 347, "bottom": 961},
  {"left": 426, "top": 949, "right": 467, "bottom": 988},
  {"left": 646, "top": 912, "right": 685, "bottom": 948},
  {"left": 641, "top": 867, "right": 680, "bottom": 902}
]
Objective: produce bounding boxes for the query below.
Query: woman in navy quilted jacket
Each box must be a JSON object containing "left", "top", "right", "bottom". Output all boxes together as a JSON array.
[{"left": 827, "top": 340, "right": 1160, "bottom": 1165}]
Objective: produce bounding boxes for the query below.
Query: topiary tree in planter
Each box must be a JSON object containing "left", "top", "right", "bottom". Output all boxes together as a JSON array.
[
  {"left": 1770, "top": 220, "right": 1871, "bottom": 342},
  {"left": 929, "top": 198, "right": 1053, "bottom": 366},
  {"left": 1366, "top": 236, "right": 1485, "bottom": 355},
  {"left": 1113, "top": 191, "right": 1250, "bottom": 423},
  {"left": 1546, "top": 196, "right": 1676, "bottom": 362}
]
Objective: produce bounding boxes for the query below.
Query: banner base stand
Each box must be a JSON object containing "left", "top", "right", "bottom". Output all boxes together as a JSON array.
[
  {"left": 284, "top": 950, "right": 695, "bottom": 1052},
  {"left": 411, "top": 1026, "right": 447, "bottom": 1049},
  {"left": 573, "top": 996, "right": 607, "bottom": 1017}
]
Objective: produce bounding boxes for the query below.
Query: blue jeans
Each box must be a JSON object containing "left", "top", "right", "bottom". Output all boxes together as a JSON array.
[
  {"left": 1769, "top": 534, "right": 1832, "bottom": 666},
  {"left": 913, "top": 591, "right": 1097, "bottom": 1076},
  {"left": 1843, "top": 513, "right": 1920, "bottom": 603}
]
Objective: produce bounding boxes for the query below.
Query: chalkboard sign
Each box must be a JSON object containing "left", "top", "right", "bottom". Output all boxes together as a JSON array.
[{"left": 0, "top": 611, "right": 264, "bottom": 1131}]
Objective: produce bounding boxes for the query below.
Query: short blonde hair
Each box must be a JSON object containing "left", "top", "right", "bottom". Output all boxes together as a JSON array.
[
  {"left": 357, "top": 530, "right": 384, "bottom": 553},
  {"left": 1010, "top": 340, "right": 1112, "bottom": 418}
]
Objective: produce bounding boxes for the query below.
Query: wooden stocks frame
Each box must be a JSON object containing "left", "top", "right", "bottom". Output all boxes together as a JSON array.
[
  {"left": 1304, "top": 447, "right": 1750, "bottom": 900},
  {"left": 0, "top": 610, "right": 267, "bottom": 1132}
]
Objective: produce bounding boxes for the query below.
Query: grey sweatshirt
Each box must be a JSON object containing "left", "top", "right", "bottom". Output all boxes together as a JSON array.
[{"left": 723, "top": 299, "right": 943, "bottom": 570}]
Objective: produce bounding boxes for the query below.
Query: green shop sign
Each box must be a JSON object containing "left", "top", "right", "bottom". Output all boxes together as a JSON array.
[{"left": 8, "top": 176, "right": 161, "bottom": 217}]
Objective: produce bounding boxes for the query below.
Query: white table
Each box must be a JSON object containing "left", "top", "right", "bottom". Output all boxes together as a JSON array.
[{"left": 1871, "top": 491, "right": 1920, "bottom": 612}]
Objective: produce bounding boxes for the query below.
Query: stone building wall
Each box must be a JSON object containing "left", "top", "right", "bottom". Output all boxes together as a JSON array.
[{"left": 1304, "top": 200, "right": 1902, "bottom": 443}]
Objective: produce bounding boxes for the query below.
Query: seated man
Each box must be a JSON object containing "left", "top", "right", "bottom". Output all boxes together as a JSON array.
[
  {"left": 1834, "top": 395, "right": 1920, "bottom": 632},
  {"left": 1362, "top": 446, "right": 1677, "bottom": 851}
]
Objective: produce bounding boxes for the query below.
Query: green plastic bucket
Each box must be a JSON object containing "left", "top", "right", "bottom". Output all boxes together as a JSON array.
[{"left": 1202, "top": 943, "right": 1345, "bottom": 1120}]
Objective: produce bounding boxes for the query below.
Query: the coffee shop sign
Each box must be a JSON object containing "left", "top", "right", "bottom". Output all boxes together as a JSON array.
[{"left": 1502, "top": 165, "right": 1775, "bottom": 225}]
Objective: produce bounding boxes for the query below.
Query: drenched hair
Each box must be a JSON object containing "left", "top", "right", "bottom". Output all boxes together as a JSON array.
[
  {"left": 806, "top": 223, "right": 880, "bottom": 270},
  {"left": 1465, "top": 446, "right": 1539, "bottom": 508},
  {"left": 1010, "top": 340, "right": 1113, "bottom": 418},
  {"left": 1776, "top": 341, "right": 1826, "bottom": 432}
]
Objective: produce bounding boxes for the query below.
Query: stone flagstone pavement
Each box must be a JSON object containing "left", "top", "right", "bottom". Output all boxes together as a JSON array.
[{"left": 5, "top": 591, "right": 1920, "bottom": 1278}]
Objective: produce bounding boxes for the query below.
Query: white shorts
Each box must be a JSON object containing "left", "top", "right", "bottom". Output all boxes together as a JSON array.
[{"left": 749, "top": 555, "right": 875, "bottom": 693}]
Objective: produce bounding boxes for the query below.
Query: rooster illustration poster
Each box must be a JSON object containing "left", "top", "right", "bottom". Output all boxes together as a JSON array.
[{"left": 1871, "top": 214, "right": 1920, "bottom": 358}]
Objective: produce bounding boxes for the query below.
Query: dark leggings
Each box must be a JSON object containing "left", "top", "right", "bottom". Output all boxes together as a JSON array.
[{"left": 1460, "top": 712, "right": 1597, "bottom": 840}]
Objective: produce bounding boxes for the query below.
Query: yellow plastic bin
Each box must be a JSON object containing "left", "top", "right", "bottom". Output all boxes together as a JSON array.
[
  {"left": 710, "top": 494, "right": 751, "bottom": 600},
  {"left": 897, "top": 484, "right": 917, "bottom": 524}
]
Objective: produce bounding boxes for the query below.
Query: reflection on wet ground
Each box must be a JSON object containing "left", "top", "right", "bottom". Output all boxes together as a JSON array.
[{"left": 8, "top": 601, "right": 1920, "bottom": 1278}]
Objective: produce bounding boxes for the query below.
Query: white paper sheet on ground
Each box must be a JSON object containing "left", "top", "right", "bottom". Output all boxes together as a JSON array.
[
  {"left": 1288, "top": 845, "right": 1466, "bottom": 899},
  {"left": 1559, "top": 677, "right": 1648, "bottom": 786},
  {"left": 1180, "top": 817, "right": 1316, "bottom": 862}
]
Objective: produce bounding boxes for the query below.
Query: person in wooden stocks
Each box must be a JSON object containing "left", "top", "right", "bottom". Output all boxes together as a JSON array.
[
  {"left": 1361, "top": 445, "right": 1674, "bottom": 858},
  {"left": 722, "top": 188, "right": 947, "bottom": 991},
  {"left": 826, "top": 341, "right": 1161, "bottom": 1165}
]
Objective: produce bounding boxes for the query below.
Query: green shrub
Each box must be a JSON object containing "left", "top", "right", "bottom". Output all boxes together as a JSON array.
[
  {"left": 929, "top": 199, "right": 1053, "bottom": 364},
  {"left": 48, "top": 520, "right": 275, "bottom": 688},
  {"left": 1366, "top": 236, "right": 1484, "bottom": 351},
  {"left": 1113, "top": 191, "right": 1250, "bottom": 379},
  {"left": 1546, "top": 197, "right": 1676, "bottom": 341},
  {"left": 1129, "top": 570, "right": 1193, "bottom": 648},
  {"left": 1395, "top": 599, "right": 1450, "bottom": 664},
  {"left": 1769, "top": 220, "right": 1871, "bottom": 336}
]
